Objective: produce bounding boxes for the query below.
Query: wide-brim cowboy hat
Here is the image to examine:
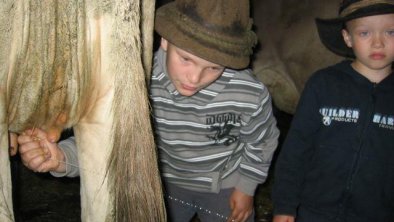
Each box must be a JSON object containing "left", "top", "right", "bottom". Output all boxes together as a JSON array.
[
  {"left": 154, "top": 0, "right": 257, "bottom": 69},
  {"left": 315, "top": 0, "right": 394, "bottom": 58}
]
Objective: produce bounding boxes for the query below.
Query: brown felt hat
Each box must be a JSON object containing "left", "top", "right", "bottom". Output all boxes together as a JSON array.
[
  {"left": 316, "top": 0, "right": 394, "bottom": 58},
  {"left": 155, "top": 0, "right": 257, "bottom": 69}
]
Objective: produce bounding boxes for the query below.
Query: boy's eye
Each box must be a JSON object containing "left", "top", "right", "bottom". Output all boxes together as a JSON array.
[
  {"left": 358, "top": 31, "right": 369, "bottom": 37},
  {"left": 180, "top": 56, "right": 190, "bottom": 62},
  {"left": 208, "top": 66, "right": 224, "bottom": 72},
  {"left": 387, "top": 30, "right": 394, "bottom": 36}
]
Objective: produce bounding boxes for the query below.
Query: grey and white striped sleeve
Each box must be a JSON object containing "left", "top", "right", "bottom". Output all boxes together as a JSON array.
[{"left": 50, "top": 136, "right": 80, "bottom": 178}]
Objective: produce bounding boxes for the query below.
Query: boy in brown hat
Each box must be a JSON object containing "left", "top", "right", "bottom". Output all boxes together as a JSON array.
[
  {"left": 17, "top": 0, "right": 280, "bottom": 221},
  {"left": 150, "top": 0, "right": 279, "bottom": 221},
  {"left": 272, "top": 0, "right": 394, "bottom": 222}
]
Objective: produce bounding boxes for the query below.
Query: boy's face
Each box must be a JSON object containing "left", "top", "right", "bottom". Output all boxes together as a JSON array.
[
  {"left": 342, "top": 13, "right": 394, "bottom": 76},
  {"left": 161, "top": 38, "right": 225, "bottom": 96}
]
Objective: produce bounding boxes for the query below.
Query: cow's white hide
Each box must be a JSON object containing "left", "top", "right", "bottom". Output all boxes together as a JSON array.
[{"left": 0, "top": 1, "right": 165, "bottom": 221}]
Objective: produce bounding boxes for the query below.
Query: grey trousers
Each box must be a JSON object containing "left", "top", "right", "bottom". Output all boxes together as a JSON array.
[{"left": 164, "top": 182, "right": 255, "bottom": 222}]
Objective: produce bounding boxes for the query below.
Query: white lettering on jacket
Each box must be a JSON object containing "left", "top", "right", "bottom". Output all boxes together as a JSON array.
[
  {"left": 373, "top": 114, "right": 394, "bottom": 130},
  {"left": 319, "top": 107, "right": 360, "bottom": 126}
]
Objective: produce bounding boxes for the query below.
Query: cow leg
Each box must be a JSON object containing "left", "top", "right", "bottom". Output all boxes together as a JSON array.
[
  {"left": 0, "top": 129, "right": 15, "bottom": 222},
  {"left": 73, "top": 84, "right": 114, "bottom": 222},
  {"left": 0, "top": 0, "right": 15, "bottom": 219},
  {"left": 72, "top": 12, "right": 115, "bottom": 221}
]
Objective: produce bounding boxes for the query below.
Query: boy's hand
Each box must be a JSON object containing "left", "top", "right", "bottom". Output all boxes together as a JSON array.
[
  {"left": 10, "top": 112, "right": 65, "bottom": 157},
  {"left": 273, "top": 215, "right": 295, "bottom": 222},
  {"left": 18, "top": 128, "right": 66, "bottom": 173},
  {"left": 227, "top": 188, "right": 253, "bottom": 222}
]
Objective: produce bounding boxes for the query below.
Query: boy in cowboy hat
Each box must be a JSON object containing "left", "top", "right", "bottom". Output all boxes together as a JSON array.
[
  {"left": 17, "top": 0, "right": 280, "bottom": 221},
  {"left": 272, "top": 0, "right": 394, "bottom": 222}
]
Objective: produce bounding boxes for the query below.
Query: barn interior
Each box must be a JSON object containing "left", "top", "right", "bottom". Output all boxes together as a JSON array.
[{"left": 9, "top": 0, "right": 344, "bottom": 221}]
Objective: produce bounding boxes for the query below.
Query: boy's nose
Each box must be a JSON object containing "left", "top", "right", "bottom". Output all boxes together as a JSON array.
[
  {"left": 187, "top": 69, "right": 203, "bottom": 84},
  {"left": 372, "top": 34, "right": 384, "bottom": 48}
]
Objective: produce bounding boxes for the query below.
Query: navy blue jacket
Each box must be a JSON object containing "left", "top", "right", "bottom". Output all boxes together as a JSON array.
[{"left": 272, "top": 60, "right": 394, "bottom": 222}]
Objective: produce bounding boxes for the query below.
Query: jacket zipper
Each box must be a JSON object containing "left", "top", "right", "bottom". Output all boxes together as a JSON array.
[{"left": 339, "top": 84, "right": 377, "bottom": 219}]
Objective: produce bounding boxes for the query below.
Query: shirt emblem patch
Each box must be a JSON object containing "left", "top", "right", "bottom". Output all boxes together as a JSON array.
[{"left": 206, "top": 113, "right": 241, "bottom": 145}]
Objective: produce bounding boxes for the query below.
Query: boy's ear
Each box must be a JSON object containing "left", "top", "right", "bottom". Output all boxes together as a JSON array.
[
  {"left": 342, "top": 29, "right": 353, "bottom": 48},
  {"left": 160, "top": 38, "right": 168, "bottom": 51}
]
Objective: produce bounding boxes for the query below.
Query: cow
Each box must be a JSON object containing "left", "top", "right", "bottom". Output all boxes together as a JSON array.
[
  {"left": 0, "top": 0, "right": 166, "bottom": 221},
  {"left": 252, "top": 0, "right": 343, "bottom": 114}
]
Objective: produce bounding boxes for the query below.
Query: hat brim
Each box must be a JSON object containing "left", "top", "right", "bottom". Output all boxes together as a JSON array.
[
  {"left": 154, "top": 2, "right": 250, "bottom": 69},
  {"left": 315, "top": 18, "right": 354, "bottom": 58},
  {"left": 315, "top": 4, "right": 394, "bottom": 58}
]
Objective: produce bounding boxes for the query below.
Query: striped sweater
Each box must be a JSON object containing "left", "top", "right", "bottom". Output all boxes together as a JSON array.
[{"left": 150, "top": 48, "right": 279, "bottom": 195}]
